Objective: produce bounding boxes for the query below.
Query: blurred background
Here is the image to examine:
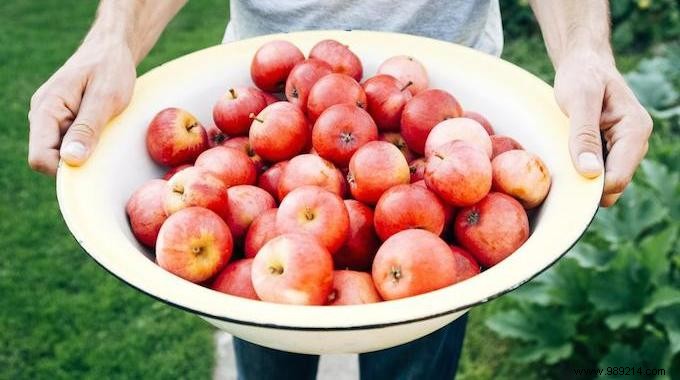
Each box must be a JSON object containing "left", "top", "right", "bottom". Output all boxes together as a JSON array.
[{"left": 1, "top": 1, "right": 678, "bottom": 379}]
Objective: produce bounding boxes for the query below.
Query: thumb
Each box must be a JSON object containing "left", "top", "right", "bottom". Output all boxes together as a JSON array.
[
  {"left": 60, "top": 87, "right": 113, "bottom": 166},
  {"left": 565, "top": 86, "right": 605, "bottom": 179}
]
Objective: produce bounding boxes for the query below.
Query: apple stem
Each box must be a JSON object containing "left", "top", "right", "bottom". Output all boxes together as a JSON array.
[
  {"left": 400, "top": 81, "right": 414, "bottom": 92},
  {"left": 249, "top": 113, "right": 264, "bottom": 123},
  {"left": 186, "top": 122, "right": 200, "bottom": 132},
  {"left": 228, "top": 88, "right": 237, "bottom": 98},
  {"left": 269, "top": 265, "right": 284, "bottom": 275},
  {"left": 390, "top": 265, "right": 402, "bottom": 283},
  {"left": 346, "top": 172, "right": 355, "bottom": 184}
]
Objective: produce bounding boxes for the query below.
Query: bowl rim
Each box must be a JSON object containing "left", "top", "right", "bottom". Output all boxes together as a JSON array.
[{"left": 56, "top": 30, "right": 604, "bottom": 331}]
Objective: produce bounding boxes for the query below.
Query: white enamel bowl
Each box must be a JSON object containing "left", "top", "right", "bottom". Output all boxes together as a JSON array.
[{"left": 56, "top": 30, "right": 603, "bottom": 354}]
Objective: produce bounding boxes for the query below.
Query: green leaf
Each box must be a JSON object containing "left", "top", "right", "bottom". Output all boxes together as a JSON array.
[
  {"left": 537, "top": 258, "right": 593, "bottom": 309},
  {"left": 569, "top": 241, "right": 616, "bottom": 270},
  {"left": 486, "top": 305, "right": 578, "bottom": 365},
  {"left": 513, "top": 343, "right": 573, "bottom": 365},
  {"left": 509, "top": 280, "right": 552, "bottom": 306},
  {"left": 599, "top": 344, "right": 646, "bottom": 379},
  {"left": 644, "top": 286, "right": 680, "bottom": 314},
  {"left": 605, "top": 312, "right": 643, "bottom": 330},
  {"left": 626, "top": 70, "right": 678, "bottom": 110},
  {"left": 656, "top": 305, "right": 680, "bottom": 354},
  {"left": 591, "top": 184, "right": 668, "bottom": 246},
  {"left": 638, "top": 160, "right": 680, "bottom": 220},
  {"left": 588, "top": 245, "right": 649, "bottom": 313},
  {"left": 639, "top": 225, "right": 679, "bottom": 283},
  {"left": 486, "top": 309, "right": 541, "bottom": 342}
]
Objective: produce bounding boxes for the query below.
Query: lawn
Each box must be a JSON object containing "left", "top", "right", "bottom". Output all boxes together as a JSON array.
[{"left": 1, "top": 1, "right": 670, "bottom": 379}]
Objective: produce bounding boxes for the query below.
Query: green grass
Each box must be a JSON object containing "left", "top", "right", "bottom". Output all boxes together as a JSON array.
[
  {"left": 0, "top": 1, "right": 655, "bottom": 379},
  {"left": 0, "top": 1, "right": 227, "bottom": 379}
]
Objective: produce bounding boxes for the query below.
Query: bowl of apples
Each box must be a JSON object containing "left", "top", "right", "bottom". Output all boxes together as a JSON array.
[{"left": 56, "top": 30, "right": 603, "bottom": 354}]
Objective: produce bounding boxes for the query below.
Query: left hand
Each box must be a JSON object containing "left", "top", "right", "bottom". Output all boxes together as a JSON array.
[{"left": 553, "top": 49, "right": 653, "bottom": 207}]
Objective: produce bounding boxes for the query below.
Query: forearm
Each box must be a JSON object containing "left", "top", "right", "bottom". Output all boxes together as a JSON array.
[
  {"left": 529, "top": 1, "right": 613, "bottom": 68},
  {"left": 85, "top": 0, "right": 187, "bottom": 64}
]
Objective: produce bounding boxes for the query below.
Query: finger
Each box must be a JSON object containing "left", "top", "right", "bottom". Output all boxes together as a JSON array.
[
  {"left": 28, "top": 102, "right": 64, "bottom": 175},
  {"left": 600, "top": 192, "right": 622, "bottom": 207},
  {"left": 602, "top": 127, "right": 649, "bottom": 195},
  {"left": 565, "top": 85, "right": 605, "bottom": 179},
  {"left": 60, "top": 83, "right": 116, "bottom": 166}
]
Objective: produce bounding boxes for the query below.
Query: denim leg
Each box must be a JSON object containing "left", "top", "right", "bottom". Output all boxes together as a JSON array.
[
  {"left": 232, "top": 337, "right": 320, "bottom": 380},
  {"left": 358, "top": 313, "right": 469, "bottom": 380}
]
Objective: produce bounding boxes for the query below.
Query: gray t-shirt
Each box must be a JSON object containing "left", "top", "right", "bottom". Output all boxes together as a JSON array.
[{"left": 223, "top": 0, "right": 503, "bottom": 56}]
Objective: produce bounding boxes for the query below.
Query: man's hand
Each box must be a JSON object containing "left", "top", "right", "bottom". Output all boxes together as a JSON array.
[
  {"left": 27, "top": 0, "right": 187, "bottom": 175},
  {"left": 28, "top": 36, "right": 135, "bottom": 175},
  {"left": 553, "top": 49, "right": 652, "bottom": 207},
  {"left": 530, "top": 1, "right": 652, "bottom": 207}
]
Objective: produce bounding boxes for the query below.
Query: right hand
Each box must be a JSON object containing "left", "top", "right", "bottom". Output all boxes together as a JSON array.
[{"left": 28, "top": 34, "right": 136, "bottom": 175}]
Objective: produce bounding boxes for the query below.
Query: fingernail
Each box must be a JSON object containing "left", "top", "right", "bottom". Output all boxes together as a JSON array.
[
  {"left": 578, "top": 152, "right": 602, "bottom": 176},
  {"left": 63, "top": 142, "right": 87, "bottom": 160}
]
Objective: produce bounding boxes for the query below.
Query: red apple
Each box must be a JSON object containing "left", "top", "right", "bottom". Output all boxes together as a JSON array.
[
  {"left": 156, "top": 207, "right": 233, "bottom": 283},
  {"left": 194, "top": 146, "right": 257, "bottom": 187},
  {"left": 449, "top": 246, "right": 481, "bottom": 283},
  {"left": 374, "top": 184, "right": 446, "bottom": 240},
  {"left": 249, "top": 102, "right": 308, "bottom": 162},
  {"left": 312, "top": 104, "right": 378, "bottom": 167},
  {"left": 225, "top": 185, "right": 276, "bottom": 240},
  {"left": 163, "top": 166, "right": 229, "bottom": 220},
  {"left": 409, "top": 158, "right": 426, "bottom": 183},
  {"left": 277, "top": 154, "right": 344, "bottom": 199},
  {"left": 362, "top": 74, "right": 412, "bottom": 131},
  {"left": 213, "top": 87, "right": 267, "bottom": 136},
  {"left": 146, "top": 107, "right": 208, "bottom": 166},
  {"left": 425, "top": 140, "right": 492, "bottom": 207},
  {"left": 244, "top": 208, "right": 279, "bottom": 258},
  {"left": 347, "top": 141, "right": 410, "bottom": 204},
  {"left": 491, "top": 135, "right": 524, "bottom": 159},
  {"left": 211, "top": 258, "right": 259, "bottom": 300},
  {"left": 306, "top": 73, "right": 367, "bottom": 122},
  {"left": 462, "top": 110, "right": 495, "bottom": 135},
  {"left": 222, "top": 136, "right": 265, "bottom": 173},
  {"left": 285, "top": 58, "right": 333, "bottom": 113},
  {"left": 261, "top": 91, "right": 281, "bottom": 105},
  {"left": 205, "top": 123, "right": 229, "bottom": 147},
  {"left": 257, "top": 161, "right": 288, "bottom": 199},
  {"left": 309, "top": 39, "right": 363, "bottom": 81},
  {"left": 335, "top": 200, "right": 380, "bottom": 271},
  {"left": 163, "top": 164, "right": 191, "bottom": 180},
  {"left": 126, "top": 179, "right": 168, "bottom": 247},
  {"left": 378, "top": 132, "right": 416, "bottom": 162},
  {"left": 371, "top": 229, "right": 457, "bottom": 300},
  {"left": 424, "top": 117, "right": 493, "bottom": 158},
  {"left": 400, "top": 89, "right": 462, "bottom": 154},
  {"left": 251, "top": 233, "right": 333, "bottom": 305},
  {"left": 276, "top": 185, "right": 349, "bottom": 255},
  {"left": 454, "top": 192, "right": 530, "bottom": 267},
  {"left": 377, "top": 55, "right": 429, "bottom": 95},
  {"left": 327, "top": 270, "right": 382, "bottom": 305},
  {"left": 250, "top": 40, "right": 304, "bottom": 92},
  {"left": 492, "top": 150, "right": 551, "bottom": 208},
  {"left": 410, "top": 179, "right": 456, "bottom": 232}
]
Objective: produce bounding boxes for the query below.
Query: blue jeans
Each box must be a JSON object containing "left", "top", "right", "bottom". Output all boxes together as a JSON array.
[{"left": 233, "top": 313, "right": 468, "bottom": 380}]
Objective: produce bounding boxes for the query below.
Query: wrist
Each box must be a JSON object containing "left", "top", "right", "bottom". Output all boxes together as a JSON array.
[
  {"left": 84, "top": 1, "right": 142, "bottom": 63},
  {"left": 553, "top": 26, "right": 614, "bottom": 71}
]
